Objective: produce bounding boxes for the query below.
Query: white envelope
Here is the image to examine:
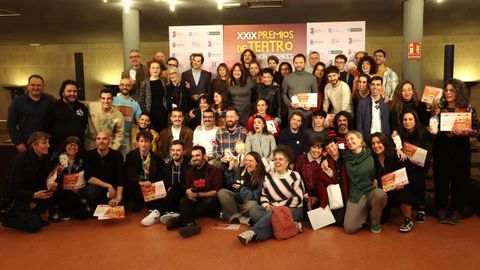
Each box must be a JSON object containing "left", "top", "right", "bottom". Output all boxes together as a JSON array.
[{"left": 307, "top": 206, "right": 336, "bottom": 230}]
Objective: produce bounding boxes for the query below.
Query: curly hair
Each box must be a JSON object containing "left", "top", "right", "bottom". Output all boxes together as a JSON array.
[
  {"left": 442, "top": 78, "right": 469, "bottom": 108},
  {"left": 358, "top": 56, "right": 377, "bottom": 75}
]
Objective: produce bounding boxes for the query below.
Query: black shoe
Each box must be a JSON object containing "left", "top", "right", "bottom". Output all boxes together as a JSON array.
[
  {"left": 41, "top": 220, "right": 50, "bottom": 227},
  {"left": 48, "top": 208, "right": 61, "bottom": 223},
  {"left": 166, "top": 216, "right": 182, "bottom": 230},
  {"left": 179, "top": 224, "right": 201, "bottom": 238}
]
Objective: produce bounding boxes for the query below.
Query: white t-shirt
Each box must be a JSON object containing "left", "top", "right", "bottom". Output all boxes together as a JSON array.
[
  {"left": 193, "top": 126, "right": 218, "bottom": 157},
  {"left": 370, "top": 98, "right": 382, "bottom": 134},
  {"left": 172, "top": 126, "right": 181, "bottom": 140}
]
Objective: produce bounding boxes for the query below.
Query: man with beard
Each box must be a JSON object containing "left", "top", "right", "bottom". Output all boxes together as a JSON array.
[
  {"left": 140, "top": 140, "right": 192, "bottom": 226},
  {"left": 356, "top": 76, "right": 390, "bottom": 141},
  {"left": 282, "top": 54, "right": 318, "bottom": 126},
  {"left": 85, "top": 89, "right": 124, "bottom": 151},
  {"left": 44, "top": 79, "right": 88, "bottom": 153},
  {"left": 212, "top": 108, "right": 247, "bottom": 186},
  {"left": 323, "top": 66, "right": 352, "bottom": 114},
  {"left": 113, "top": 78, "right": 142, "bottom": 158},
  {"left": 192, "top": 109, "right": 218, "bottom": 161},
  {"left": 84, "top": 131, "right": 124, "bottom": 210},
  {"left": 326, "top": 111, "right": 353, "bottom": 150},
  {"left": 121, "top": 49, "right": 148, "bottom": 101},
  {"left": 165, "top": 145, "right": 223, "bottom": 238},
  {"left": 8, "top": 75, "right": 54, "bottom": 153},
  {"left": 277, "top": 112, "right": 309, "bottom": 161},
  {"left": 157, "top": 109, "right": 193, "bottom": 161}
]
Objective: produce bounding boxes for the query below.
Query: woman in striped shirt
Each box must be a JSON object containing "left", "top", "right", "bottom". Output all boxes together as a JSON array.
[{"left": 237, "top": 146, "right": 305, "bottom": 245}]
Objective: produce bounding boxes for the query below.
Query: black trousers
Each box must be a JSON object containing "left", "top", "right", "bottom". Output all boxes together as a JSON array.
[
  {"left": 57, "top": 190, "right": 91, "bottom": 220},
  {"left": 433, "top": 137, "right": 470, "bottom": 212},
  {"left": 129, "top": 183, "right": 185, "bottom": 214},
  {"left": 2, "top": 195, "right": 59, "bottom": 233},
  {"left": 179, "top": 196, "right": 219, "bottom": 226}
]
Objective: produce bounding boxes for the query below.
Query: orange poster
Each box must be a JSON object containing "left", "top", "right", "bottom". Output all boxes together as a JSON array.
[
  {"left": 402, "top": 142, "right": 428, "bottom": 167},
  {"left": 421, "top": 86, "right": 443, "bottom": 105},
  {"left": 380, "top": 168, "right": 409, "bottom": 192},
  {"left": 141, "top": 181, "right": 167, "bottom": 202},
  {"left": 223, "top": 24, "right": 306, "bottom": 68},
  {"left": 93, "top": 205, "right": 126, "bottom": 220},
  {"left": 440, "top": 112, "right": 472, "bottom": 131}
]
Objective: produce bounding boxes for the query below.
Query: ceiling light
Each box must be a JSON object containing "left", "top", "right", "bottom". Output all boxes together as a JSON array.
[
  {"left": 29, "top": 43, "right": 41, "bottom": 47},
  {"left": 223, "top": 2, "right": 241, "bottom": 8},
  {"left": 218, "top": 0, "right": 223, "bottom": 10},
  {"left": 0, "top": 9, "right": 21, "bottom": 17},
  {"left": 123, "top": 0, "right": 131, "bottom": 12},
  {"left": 103, "top": 0, "right": 107, "bottom": 3},
  {"left": 169, "top": 0, "right": 176, "bottom": 11},
  {"left": 436, "top": 0, "right": 443, "bottom": 2}
]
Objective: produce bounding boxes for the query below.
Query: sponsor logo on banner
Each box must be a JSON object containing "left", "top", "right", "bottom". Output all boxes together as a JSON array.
[
  {"left": 192, "top": 41, "right": 201, "bottom": 48},
  {"left": 211, "top": 61, "right": 218, "bottom": 68},
  {"left": 348, "top": 37, "right": 362, "bottom": 44},
  {"left": 330, "top": 38, "right": 341, "bottom": 45},
  {"left": 172, "top": 42, "right": 176, "bottom": 48},
  {"left": 347, "top": 27, "right": 363, "bottom": 32},
  {"left": 328, "top": 28, "right": 342, "bottom": 33},
  {"left": 328, "top": 50, "right": 343, "bottom": 55},
  {"left": 207, "top": 31, "right": 221, "bottom": 36},
  {"left": 172, "top": 31, "right": 176, "bottom": 38}
]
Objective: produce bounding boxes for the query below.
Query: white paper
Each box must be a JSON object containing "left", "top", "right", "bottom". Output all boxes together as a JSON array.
[
  {"left": 307, "top": 206, "right": 336, "bottom": 230},
  {"left": 129, "top": 69, "right": 136, "bottom": 80},
  {"left": 440, "top": 112, "right": 472, "bottom": 132},
  {"left": 291, "top": 93, "right": 318, "bottom": 108},
  {"left": 266, "top": 120, "right": 277, "bottom": 134}
]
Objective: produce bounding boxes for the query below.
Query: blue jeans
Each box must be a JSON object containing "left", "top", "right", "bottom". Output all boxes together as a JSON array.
[{"left": 249, "top": 205, "right": 303, "bottom": 241}]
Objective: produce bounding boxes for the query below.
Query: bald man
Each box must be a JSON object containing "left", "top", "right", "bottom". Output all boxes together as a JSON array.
[{"left": 84, "top": 131, "right": 124, "bottom": 211}]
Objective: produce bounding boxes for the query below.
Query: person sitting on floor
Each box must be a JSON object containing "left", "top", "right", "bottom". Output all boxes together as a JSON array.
[
  {"left": 237, "top": 146, "right": 305, "bottom": 245},
  {"left": 217, "top": 151, "right": 266, "bottom": 225},
  {"left": 165, "top": 146, "right": 223, "bottom": 238}
]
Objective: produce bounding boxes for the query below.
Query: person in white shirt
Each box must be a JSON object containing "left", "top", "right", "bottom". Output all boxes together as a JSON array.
[{"left": 192, "top": 109, "right": 218, "bottom": 161}]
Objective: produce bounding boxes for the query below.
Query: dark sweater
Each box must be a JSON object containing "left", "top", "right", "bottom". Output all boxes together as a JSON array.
[
  {"left": 85, "top": 148, "right": 124, "bottom": 188},
  {"left": 8, "top": 149, "right": 54, "bottom": 202},
  {"left": 7, "top": 93, "right": 55, "bottom": 146},
  {"left": 44, "top": 99, "right": 88, "bottom": 152},
  {"left": 277, "top": 128, "right": 309, "bottom": 160}
]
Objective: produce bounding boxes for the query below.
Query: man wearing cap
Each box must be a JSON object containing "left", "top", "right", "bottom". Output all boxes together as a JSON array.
[
  {"left": 2, "top": 132, "right": 59, "bottom": 233},
  {"left": 44, "top": 79, "right": 88, "bottom": 153}
]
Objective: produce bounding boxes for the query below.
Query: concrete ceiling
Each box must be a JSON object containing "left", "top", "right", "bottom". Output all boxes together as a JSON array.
[{"left": 0, "top": 0, "right": 479, "bottom": 45}]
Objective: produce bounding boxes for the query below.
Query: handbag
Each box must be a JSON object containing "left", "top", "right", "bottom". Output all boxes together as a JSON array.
[
  {"left": 327, "top": 184, "right": 344, "bottom": 210},
  {"left": 271, "top": 205, "right": 298, "bottom": 240}
]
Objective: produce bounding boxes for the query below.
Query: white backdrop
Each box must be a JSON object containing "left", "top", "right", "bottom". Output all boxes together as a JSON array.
[
  {"left": 306, "top": 21, "right": 365, "bottom": 66},
  {"left": 169, "top": 25, "right": 224, "bottom": 74}
]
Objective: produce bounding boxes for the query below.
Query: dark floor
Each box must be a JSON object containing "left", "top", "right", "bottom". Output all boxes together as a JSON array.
[{"left": 1, "top": 210, "right": 479, "bottom": 270}]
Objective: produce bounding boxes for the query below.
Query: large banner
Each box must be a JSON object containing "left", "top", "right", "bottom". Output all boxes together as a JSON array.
[
  {"left": 223, "top": 24, "right": 306, "bottom": 68},
  {"left": 169, "top": 25, "right": 224, "bottom": 74},
  {"left": 306, "top": 21, "right": 365, "bottom": 66}
]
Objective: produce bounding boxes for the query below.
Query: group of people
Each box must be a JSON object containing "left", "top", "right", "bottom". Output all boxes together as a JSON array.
[{"left": 2, "top": 47, "right": 478, "bottom": 246}]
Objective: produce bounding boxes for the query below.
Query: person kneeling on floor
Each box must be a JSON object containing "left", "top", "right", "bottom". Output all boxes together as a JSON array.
[
  {"left": 165, "top": 145, "right": 223, "bottom": 238},
  {"left": 1, "top": 132, "right": 60, "bottom": 233}
]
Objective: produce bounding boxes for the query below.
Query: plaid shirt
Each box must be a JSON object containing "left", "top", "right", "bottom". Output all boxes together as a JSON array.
[{"left": 213, "top": 125, "right": 248, "bottom": 159}]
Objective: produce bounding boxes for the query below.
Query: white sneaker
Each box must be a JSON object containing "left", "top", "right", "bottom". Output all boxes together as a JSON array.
[
  {"left": 295, "top": 222, "right": 303, "bottom": 233},
  {"left": 237, "top": 230, "right": 256, "bottom": 245},
  {"left": 238, "top": 216, "right": 251, "bottom": 226},
  {"left": 140, "top": 209, "right": 161, "bottom": 227},
  {"left": 160, "top": 212, "right": 180, "bottom": 225}
]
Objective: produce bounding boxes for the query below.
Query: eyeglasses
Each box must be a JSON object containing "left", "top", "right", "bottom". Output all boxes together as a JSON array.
[{"left": 129, "top": 55, "right": 140, "bottom": 59}]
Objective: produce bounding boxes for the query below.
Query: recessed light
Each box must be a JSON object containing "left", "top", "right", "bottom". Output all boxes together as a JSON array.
[{"left": 29, "top": 43, "right": 41, "bottom": 47}]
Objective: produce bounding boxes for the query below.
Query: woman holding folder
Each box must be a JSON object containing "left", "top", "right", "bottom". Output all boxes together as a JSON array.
[
  {"left": 398, "top": 110, "right": 432, "bottom": 223},
  {"left": 430, "top": 78, "right": 479, "bottom": 224},
  {"left": 369, "top": 133, "right": 414, "bottom": 233}
]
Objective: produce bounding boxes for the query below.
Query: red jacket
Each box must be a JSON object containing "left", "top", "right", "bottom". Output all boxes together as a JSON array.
[
  {"left": 317, "top": 158, "right": 349, "bottom": 208},
  {"left": 246, "top": 113, "right": 280, "bottom": 136},
  {"left": 295, "top": 154, "right": 321, "bottom": 196}
]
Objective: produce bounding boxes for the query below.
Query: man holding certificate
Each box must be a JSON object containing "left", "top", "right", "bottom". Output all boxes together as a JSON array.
[{"left": 282, "top": 53, "right": 318, "bottom": 127}]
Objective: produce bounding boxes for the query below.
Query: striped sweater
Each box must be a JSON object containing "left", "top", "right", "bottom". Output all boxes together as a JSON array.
[{"left": 261, "top": 170, "right": 305, "bottom": 208}]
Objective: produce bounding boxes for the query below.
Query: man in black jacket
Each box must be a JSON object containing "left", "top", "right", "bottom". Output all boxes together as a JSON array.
[
  {"left": 140, "top": 140, "right": 192, "bottom": 226},
  {"left": 181, "top": 53, "right": 211, "bottom": 103},
  {"left": 1, "top": 132, "right": 59, "bottom": 233},
  {"left": 44, "top": 79, "right": 88, "bottom": 153}
]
